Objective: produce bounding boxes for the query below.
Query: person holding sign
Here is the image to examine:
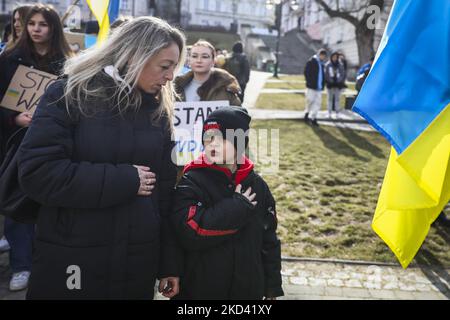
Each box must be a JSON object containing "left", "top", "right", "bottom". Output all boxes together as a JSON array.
[
  {"left": 0, "top": 5, "right": 32, "bottom": 290},
  {"left": 0, "top": 3, "right": 73, "bottom": 139},
  {"left": 174, "top": 40, "right": 242, "bottom": 106},
  {"left": 0, "top": 4, "right": 72, "bottom": 293},
  {"left": 16, "top": 17, "right": 185, "bottom": 300},
  {"left": 170, "top": 106, "right": 283, "bottom": 300},
  {"left": 1, "top": 5, "right": 32, "bottom": 157}
]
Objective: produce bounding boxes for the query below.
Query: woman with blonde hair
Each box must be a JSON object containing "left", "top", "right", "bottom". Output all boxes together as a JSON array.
[
  {"left": 17, "top": 16, "right": 186, "bottom": 299},
  {"left": 174, "top": 40, "right": 241, "bottom": 106}
]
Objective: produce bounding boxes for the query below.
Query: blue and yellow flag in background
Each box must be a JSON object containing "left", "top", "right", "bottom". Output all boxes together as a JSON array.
[
  {"left": 353, "top": 0, "right": 450, "bottom": 268},
  {"left": 86, "top": 0, "right": 120, "bottom": 44}
]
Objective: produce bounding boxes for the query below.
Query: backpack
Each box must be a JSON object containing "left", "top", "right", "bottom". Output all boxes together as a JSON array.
[{"left": 0, "top": 127, "right": 40, "bottom": 224}]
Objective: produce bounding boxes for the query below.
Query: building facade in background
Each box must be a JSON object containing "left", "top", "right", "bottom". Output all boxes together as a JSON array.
[
  {"left": 0, "top": 0, "right": 158, "bottom": 25},
  {"left": 280, "top": 0, "right": 394, "bottom": 67},
  {"left": 181, "top": 0, "right": 274, "bottom": 32}
]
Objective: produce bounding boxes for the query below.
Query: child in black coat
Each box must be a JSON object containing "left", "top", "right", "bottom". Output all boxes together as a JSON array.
[{"left": 171, "top": 106, "right": 283, "bottom": 300}]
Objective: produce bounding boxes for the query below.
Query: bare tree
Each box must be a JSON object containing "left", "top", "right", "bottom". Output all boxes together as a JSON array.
[{"left": 314, "top": 0, "right": 385, "bottom": 65}]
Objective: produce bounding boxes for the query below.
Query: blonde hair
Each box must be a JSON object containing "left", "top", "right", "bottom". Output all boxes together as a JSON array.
[{"left": 63, "top": 16, "right": 186, "bottom": 128}]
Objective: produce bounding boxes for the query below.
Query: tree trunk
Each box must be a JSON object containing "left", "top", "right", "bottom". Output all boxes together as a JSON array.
[{"left": 355, "top": 26, "right": 376, "bottom": 66}]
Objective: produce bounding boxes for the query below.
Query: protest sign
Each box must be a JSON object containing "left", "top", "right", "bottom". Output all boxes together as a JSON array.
[
  {"left": 0, "top": 65, "right": 58, "bottom": 114},
  {"left": 64, "top": 31, "right": 85, "bottom": 53}
]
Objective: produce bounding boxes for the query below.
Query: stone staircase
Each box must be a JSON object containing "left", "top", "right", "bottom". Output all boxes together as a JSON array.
[{"left": 260, "top": 29, "right": 323, "bottom": 74}]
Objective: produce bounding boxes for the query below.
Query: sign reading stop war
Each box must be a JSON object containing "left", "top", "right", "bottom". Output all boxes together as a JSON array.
[
  {"left": 174, "top": 101, "right": 229, "bottom": 166},
  {"left": 0, "top": 65, "right": 57, "bottom": 114}
]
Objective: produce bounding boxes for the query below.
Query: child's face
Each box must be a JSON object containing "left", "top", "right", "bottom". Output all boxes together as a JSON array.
[{"left": 203, "top": 129, "right": 236, "bottom": 165}]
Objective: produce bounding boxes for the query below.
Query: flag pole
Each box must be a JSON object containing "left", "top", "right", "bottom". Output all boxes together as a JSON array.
[{"left": 61, "top": 0, "right": 81, "bottom": 24}]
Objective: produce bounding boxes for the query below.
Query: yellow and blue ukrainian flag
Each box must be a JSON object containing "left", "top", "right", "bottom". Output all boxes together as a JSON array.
[
  {"left": 86, "top": 0, "right": 120, "bottom": 44},
  {"left": 353, "top": 0, "right": 450, "bottom": 268}
]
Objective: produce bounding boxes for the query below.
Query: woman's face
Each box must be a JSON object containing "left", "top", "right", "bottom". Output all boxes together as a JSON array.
[
  {"left": 137, "top": 42, "right": 180, "bottom": 94},
  {"left": 27, "top": 13, "right": 51, "bottom": 45},
  {"left": 190, "top": 46, "right": 215, "bottom": 74},
  {"left": 203, "top": 129, "right": 236, "bottom": 165},
  {"left": 13, "top": 11, "right": 22, "bottom": 38}
]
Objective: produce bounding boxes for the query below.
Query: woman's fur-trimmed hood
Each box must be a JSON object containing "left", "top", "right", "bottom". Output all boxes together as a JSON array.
[{"left": 174, "top": 68, "right": 241, "bottom": 102}]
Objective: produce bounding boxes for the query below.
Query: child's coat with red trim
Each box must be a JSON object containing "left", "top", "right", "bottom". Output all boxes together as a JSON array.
[{"left": 171, "top": 154, "right": 283, "bottom": 299}]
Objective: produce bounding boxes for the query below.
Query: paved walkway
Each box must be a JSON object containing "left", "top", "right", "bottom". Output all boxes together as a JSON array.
[
  {"left": 2, "top": 250, "right": 448, "bottom": 300},
  {"left": 249, "top": 109, "right": 374, "bottom": 131},
  {"left": 260, "top": 88, "right": 357, "bottom": 96},
  {"left": 280, "top": 259, "right": 449, "bottom": 300},
  {"left": 243, "top": 71, "right": 272, "bottom": 109}
]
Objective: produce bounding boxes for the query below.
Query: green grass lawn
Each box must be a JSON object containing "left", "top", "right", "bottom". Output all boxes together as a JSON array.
[
  {"left": 250, "top": 120, "right": 450, "bottom": 267},
  {"left": 184, "top": 31, "right": 241, "bottom": 51},
  {"left": 255, "top": 93, "right": 306, "bottom": 111},
  {"left": 276, "top": 75, "right": 306, "bottom": 82},
  {"left": 255, "top": 93, "right": 346, "bottom": 111}
]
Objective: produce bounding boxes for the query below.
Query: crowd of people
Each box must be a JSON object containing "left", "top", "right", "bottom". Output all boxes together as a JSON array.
[{"left": 0, "top": 4, "right": 282, "bottom": 300}]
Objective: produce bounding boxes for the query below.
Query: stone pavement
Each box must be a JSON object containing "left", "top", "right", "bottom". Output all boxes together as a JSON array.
[
  {"left": 2, "top": 249, "right": 448, "bottom": 300},
  {"left": 0, "top": 252, "right": 27, "bottom": 300},
  {"left": 280, "top": 258, "right": 449, "bottom": 300}
]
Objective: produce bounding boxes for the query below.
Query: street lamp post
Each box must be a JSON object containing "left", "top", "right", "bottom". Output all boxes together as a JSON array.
[
  {"left": 274, "top": 2, "right": 282, "bottom": 78},
  {"left": 266, "top": 0, "right": 299, "bottom": 78}
]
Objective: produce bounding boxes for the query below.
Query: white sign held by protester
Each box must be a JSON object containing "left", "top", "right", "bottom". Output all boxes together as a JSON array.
[{"left": 174, "top": 101, "right": 230, "bottom": 166}]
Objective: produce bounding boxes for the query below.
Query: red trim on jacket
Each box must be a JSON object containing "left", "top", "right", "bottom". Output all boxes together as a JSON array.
[
  {"left": 186, "top": 205, "right": 237, "bottom": 236},
  {"left": 183, "top": 153, "right": 254, "bottom": 185},
  {"left": 203, "top": 123, "right": 221, "bottom": 131}
]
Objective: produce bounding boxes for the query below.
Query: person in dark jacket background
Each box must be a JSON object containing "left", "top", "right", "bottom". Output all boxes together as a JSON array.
[
  {"left": 325, "top": 51, "right": 346, "bottom": 118},
  {"left": 0, "top": 4, "right": 72, "bottom": 158},
  {"left": 0, "top": 4, "right": 72, "bottom": 292},
  {"left": 224, "top": 42, "right": 250, "bottom": 103},
  {"left": 171, "top": 106, "right": 283, "bottom": 300},
  {"left": 303, "top": 48, "right": 327, "bottom": 126},
  {"left": 16, "top": 16, "right": 186, "bottom": 299},
  {"left": 1, "top": 5, "right": 33, "bottom": 160}
]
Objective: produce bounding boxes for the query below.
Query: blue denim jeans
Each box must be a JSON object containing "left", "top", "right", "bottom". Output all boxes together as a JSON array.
[{"left": 4, "top": 217, "right": 35, "bottom": 273}]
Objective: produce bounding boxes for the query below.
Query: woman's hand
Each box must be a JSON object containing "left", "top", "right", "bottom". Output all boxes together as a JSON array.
[
  {"left": 14, "top": 112, "right": 33, "bottom": 127},
  {"left": 158, "top": 277, "right": 180, "bottom": 298},
  {"left": 235, "top": 184, "right": 257, "bottom": 206},
  {"left": 133, "top": 165, "right": 156, "bottom": 196}
]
